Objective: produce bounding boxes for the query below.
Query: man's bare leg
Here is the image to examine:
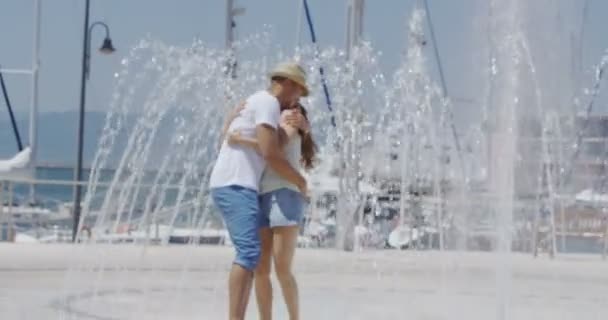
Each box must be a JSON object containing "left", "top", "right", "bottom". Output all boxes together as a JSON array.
[{"left": 229, "top": 264, "right": 254, "bottom": 320}]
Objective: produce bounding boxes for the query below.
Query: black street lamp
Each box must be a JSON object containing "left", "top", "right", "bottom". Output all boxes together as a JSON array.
[{"left": 72, "top": 0, "right": 116, "bottom": 242}]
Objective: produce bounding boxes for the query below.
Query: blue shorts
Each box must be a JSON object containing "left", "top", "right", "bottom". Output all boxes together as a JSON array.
[
  {"left": 258, "top": 188, "right": 305, "bottom": 228},
  {"left": 211, "top": 185, "right": 261, "bottom": 271}
]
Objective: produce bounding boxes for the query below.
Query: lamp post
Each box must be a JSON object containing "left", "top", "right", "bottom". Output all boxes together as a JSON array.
[
  {"left": 225, "top": 0, "right": 245, "bottom": 79},
  {"left": 72, "top": 0, "right": 115, "bottom": 242}
]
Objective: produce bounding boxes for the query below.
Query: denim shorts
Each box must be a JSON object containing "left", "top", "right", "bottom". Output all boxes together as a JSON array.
[
  {"left": 211, "top": 185, "right": 260, "bottom": 271},
  {"left": 258, "top": 188, "right": 305, "bottom": 228}
]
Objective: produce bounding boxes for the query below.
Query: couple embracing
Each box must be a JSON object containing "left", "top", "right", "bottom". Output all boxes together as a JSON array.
[{"left": 209, "top": 62, "right": 317, "bottom": 320}]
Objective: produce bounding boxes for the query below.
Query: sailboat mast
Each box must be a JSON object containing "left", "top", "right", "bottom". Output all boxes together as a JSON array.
[
  {"left": 345, "top": 0, "right": 364, "bottom": 59},
  {"left": 29, "top": 0, "right": 42, "bottom": 202}
]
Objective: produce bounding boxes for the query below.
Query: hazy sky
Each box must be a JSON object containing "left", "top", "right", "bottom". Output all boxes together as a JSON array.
[{"left": 1, "top": 0, "right": 607, "bottom": 116}]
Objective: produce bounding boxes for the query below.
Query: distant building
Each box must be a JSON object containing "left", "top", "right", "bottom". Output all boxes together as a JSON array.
[
  {"left": 514, "top": 114, "right": 608, "bottom": 195},
  {"left": 570, "top": 115, "right": 608, "bottom": 191}
]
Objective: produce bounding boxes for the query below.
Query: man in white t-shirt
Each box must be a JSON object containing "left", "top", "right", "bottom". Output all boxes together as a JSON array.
[{"left": 209, "top": 62, "right": 309, "bottom": 320}]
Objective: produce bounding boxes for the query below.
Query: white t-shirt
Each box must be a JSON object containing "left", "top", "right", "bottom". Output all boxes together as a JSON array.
[
  {"left": 209, "top": 90, "right": 281, "bottom": 191},
  {"left": 260, "top": 115, "right": 302, "bottom": 194}
]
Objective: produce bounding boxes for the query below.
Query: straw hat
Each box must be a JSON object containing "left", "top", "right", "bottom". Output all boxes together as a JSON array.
[{"left": 269, "top": 62, "right": 310, "bottom": 97}]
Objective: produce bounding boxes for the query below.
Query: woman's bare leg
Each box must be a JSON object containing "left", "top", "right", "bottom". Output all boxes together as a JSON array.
[
  {"left": 272, "top": 226, "right": 300, "bottom": 320},
  {"left": 255, "top": 227, "right": 274, "bottom": 320}
]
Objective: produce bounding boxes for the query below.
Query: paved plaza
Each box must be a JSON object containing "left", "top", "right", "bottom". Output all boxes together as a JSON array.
[{"left": 0, "top": 243, "right": 607, "bottom": 319}]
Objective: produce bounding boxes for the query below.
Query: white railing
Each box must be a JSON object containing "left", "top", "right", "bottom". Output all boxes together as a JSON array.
[{"left": 0, "top": 176, "right": 206, "bottom": 242}]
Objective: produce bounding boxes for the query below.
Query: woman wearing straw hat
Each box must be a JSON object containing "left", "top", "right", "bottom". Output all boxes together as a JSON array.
[
  {"left": 210, "top": 62, "right": 310, "bottom": 320},
  {"left": 224, "top": 62, "right": 315, "bottom": 320}
]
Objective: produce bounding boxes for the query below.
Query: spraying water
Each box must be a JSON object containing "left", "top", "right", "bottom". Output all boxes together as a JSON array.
[{"left": 53, "top": 2, "right": 608, "bottom": 319}]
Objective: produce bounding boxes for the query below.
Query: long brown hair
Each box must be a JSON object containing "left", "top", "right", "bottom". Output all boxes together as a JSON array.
[{"left": 296, "top": 104, "right": 318, "bottom": 171}]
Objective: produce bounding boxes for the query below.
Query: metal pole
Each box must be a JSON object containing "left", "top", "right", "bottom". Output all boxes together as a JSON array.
[
  {"left": 225, "top": 0, "right": 235, "bottom": 78},
  {"left": 303, "top": 0, "right": 335, "bottom": 126},
  {"left": 8, "top": 182, "right": 13, "bottom": 242},
  {"left": 0, "top": 182, "right": 3, "bottom": 241},
  {"left": 0, "top": 69, "right": 23, "bottom": 151},
  {"left": 29, "top": 0, "right": 42, "bottom": 203},
  {"left": 225, "top": 0, "right": 244, "bottom": 79},
  {"left": 295, "top": 0, "right": 304, "bottom": 50},
  {"left": 603, "top": 208, "right": 608, "bottom": 260},
  {"left": 422, "top": 0, "right": 470, "bottom": 250},
  {"left": 422, "top": 0, "right": 447, "bottom": 97},
  {"left": 72, "top": 0, "right": 91, "bottom": 242},
  {"left": 354, "top": 0, "right": 364, "bottom": 43},
  {"left": 554, "top": 115, "right": 567, "bottom": 253},
  {"left": 345, "top": 0, "right": 364, "bottom": 60},
  {"left": 345, "top": 2, "right": 352, "bottom": 59},
  {"left": 578, "top": 0, "right": 590, "bottom": 87},
  {"left": 225, "top": 0, "right": 234, "bottom": 50},
  {"left": 0, "top": 69, "right": 33, "bottom": 75},
  {"left": 422, "top": 0, "right": 466, "bottom": 177}
]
